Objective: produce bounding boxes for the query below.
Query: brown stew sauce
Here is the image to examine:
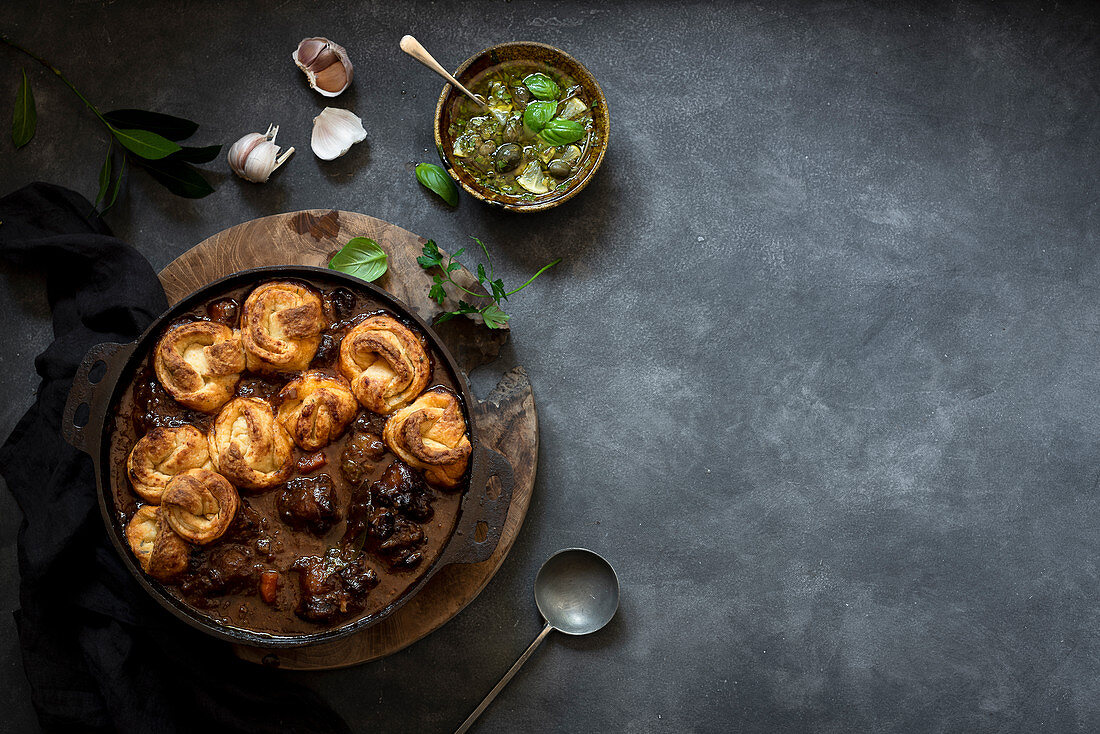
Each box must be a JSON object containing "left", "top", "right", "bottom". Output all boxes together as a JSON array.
[{"left": 107, "top": 281, "right": 466, "bottom": 636}]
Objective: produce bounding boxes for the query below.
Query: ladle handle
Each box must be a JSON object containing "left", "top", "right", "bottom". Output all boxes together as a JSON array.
[
  {"left": 454, "top": 622, "right": 554, "bottom": 734},
  {"left": 399, "top": 35, "right": 485, "bottom": 108}
]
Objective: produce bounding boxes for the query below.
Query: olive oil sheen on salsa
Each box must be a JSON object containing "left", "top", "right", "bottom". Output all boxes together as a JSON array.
[{"left": 447, "top": 61, "right": 599, "bottom": 203}]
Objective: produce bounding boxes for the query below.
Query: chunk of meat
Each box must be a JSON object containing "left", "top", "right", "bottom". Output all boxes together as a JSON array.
[
  {"left": 351, "top": 411, "right": 387, "bottom": 435},
  {"left": 277, "top": 474, "right": 341, "bottom": 534},
  {"left": 367, "top": 505, "right": 395, "bottom": 540},
  {"left": 180, "top": 544, "right": 264, "bottom": 600},
  {"left": 340, "top": 429, "right": 386, "bottom": 486},
  {"left": 290, "top": 549, "right": 378, "bottom": 623},
  {"left": 225, "top": 499, "right": 268, "bottom": 542},
  {"left": 392, "top": 550, "right": 423, "bottom": 569},
  {"left": 311, "top": 333, "right": 339, "bottom": 368},
  {"left": 341, "top": 459, "right": 434, "bottom": 569},
  {"left": 222, "top": 499, "right": 277, "bottom": 560},
  {"left": 323, "top": 287, "right": 358, "bottom": 323},
  {"left": 373, "top": 460, "right": 434, "bottom": 521},
  {"left": 131, "top": 367, "right": 209, "bottom": 435}
]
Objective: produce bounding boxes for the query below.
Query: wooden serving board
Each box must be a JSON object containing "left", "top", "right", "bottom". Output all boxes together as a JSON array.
[{"left": 157, "top": 210, "right": 537, "bottom": 670}]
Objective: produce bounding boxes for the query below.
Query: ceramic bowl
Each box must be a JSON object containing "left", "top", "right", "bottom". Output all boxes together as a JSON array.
[{"left": 433, "top": 41, "right": 610, "bottom": 213}]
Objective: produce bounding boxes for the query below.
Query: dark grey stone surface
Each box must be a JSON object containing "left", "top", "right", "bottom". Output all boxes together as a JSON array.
[{"left": 3, "top": 1, "right": 1100, "bottom": 731}]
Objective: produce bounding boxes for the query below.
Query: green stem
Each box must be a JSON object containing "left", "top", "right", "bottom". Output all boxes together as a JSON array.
[
  {"left": 1, "top": 33, "right": 112, "bottom": 128},
  {"left": 504, "top": 258, "right": 562, "bottom": 297},
  {"left": 443, "top": 272, "right": 488, "bottom": 299},
  {"left": 440, "top": 254, "right": 490, "bottom": 299},
  {"left": 475, "top": 237, "right": 495, "bottom": 281}
]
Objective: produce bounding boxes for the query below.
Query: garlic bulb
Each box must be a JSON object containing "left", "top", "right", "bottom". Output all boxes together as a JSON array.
[
  {"left": 293, "top": 37, "right": 353, "bottom": 97},
  {"left": 227, "top": 124, "right": 294, "bottom": 183},
  {"left": 311, "top": 108, "right": 366, "bottom": 161}
]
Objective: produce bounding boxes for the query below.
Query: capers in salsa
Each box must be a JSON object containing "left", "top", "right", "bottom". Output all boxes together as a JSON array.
[{"left": 447, "top": 63, "right": 597, "bottom": 201}]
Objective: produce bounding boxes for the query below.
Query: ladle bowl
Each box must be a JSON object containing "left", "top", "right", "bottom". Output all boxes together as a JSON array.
[
  {"left": 535, "top": 548, "right": 620, "bottom": 635},
  {"left": 455, "top": 548, "right": 620, "bottom": 733}
]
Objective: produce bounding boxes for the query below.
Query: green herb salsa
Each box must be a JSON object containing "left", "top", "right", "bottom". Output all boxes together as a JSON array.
[{"left": 446, "top": 63, "right": 598, "bottom": 202}]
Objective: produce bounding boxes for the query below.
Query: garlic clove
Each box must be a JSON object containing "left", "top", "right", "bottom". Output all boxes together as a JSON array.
[
  {"left": 227, "top": 124, "right": 295, "bottom": 183},
  {"left": 311, "top": 108, "right": 366, "bottom": 161},
  {"left": 293, "top": 37, "right": 353, "bottom": 97}
]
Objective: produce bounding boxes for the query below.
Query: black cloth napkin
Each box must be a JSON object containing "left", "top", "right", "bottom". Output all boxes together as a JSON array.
[{"left": 0, "top": 183, "right": 351, "bottom": 734}]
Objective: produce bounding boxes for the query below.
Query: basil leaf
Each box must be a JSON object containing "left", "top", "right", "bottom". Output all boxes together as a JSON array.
[
  {"left": 111, "top": 128, "right": 182, "bottom": 160},
  {"left": 523, "top": 73, "right": 560, "bottom": 101},
  {"left": 415, "top": 163, "right": 459, "bottom": 206},
  {"left": 167, "top": 144, "right": 222, "bottom": 164},
  {"left": 328, "top": 237, "right": 388, "bottom": 282},
  {"left": 537, "top": 118, "right": 586, "bottom": 146},
  {"left": 481, "top": 304, "right": 510, "bottom": 329},
  {"left": 11, "top": 69, "right": 36, "bottom": 149},
  {"left": 134, "top": 158, "right": 214, "bottom": 198},
  {"left": 104, "top": 109, "right": 198, "bottom": 141},
  {"left": 94, "top": 144, "right": 112, "bottom": 207},
  {"left": 522, "top": 101, "right": 556, "bottom": 133}
]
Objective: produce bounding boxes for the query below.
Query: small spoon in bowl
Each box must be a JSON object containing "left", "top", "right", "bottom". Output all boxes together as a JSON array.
[
  {"left": 399, "top": 35, "right": 487, "bottom": 109},
  {"left": 454, "top": 548, "right": 620, "bottom": 734}
]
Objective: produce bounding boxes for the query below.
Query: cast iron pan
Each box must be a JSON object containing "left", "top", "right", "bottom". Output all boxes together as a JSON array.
[{"left": 60, "top": 265, "right": 515, "bottom": 648}]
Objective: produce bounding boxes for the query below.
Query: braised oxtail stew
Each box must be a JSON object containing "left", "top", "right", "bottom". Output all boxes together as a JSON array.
[{"left": 109, "top": 279, "right": 473, "bottom": 634}]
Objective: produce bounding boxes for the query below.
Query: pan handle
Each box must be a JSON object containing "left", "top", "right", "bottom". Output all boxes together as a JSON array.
[
  {"left": 62, "top": 341, "right": 134, "bottom": 456},
  {"left": 442, "top": 443, "right": 516, "bottom": 566}
]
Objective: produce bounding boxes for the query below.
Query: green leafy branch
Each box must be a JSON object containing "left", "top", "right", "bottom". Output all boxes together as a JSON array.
[
  {"left": 417, "top": 237, "right": 560, "bottom": 329},
  {"left": 3, "top": 33, "right": 220, "bottom": 212}
]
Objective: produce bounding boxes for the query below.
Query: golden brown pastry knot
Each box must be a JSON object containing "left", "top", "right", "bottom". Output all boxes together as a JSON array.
[
  {"left": 382, "top": 388, "right": 472, "bottom": 488},
  {"left": 153, "top": 321, "right": 245, "bottom": 412},
  {"left": 162, "top": 468, "right": 240, "bottom": 545},
  {"left": 209, "top": 397, "right": 295, "bottom": 490},
  {"left": 127, "top": 425, "right": 213, "bottom": 504},
  {"left": 241, "top": 281, "right": 325, "bottom": 372},
  {"left": 338, "top": 314, "right": 431, "bottom": 414},
  {"left": 125, "top": 505, "right": 191, "bottom": 580},
  {"left": 276, "top": 372, "right": 358, "bottom": 451}
]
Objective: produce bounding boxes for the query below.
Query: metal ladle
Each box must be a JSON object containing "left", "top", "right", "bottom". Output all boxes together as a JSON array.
[{"left": 455, "top": 548, "right": 620, "bottom": 734}]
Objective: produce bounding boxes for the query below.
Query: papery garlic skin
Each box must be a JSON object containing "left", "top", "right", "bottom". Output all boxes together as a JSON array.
[
  {"left": 311, "top": 108, "right": 366, "bottom": 161},
  {"left": 227, "top": 125, "right": 295, "bottom": 183},
  {"left": 293, "top": 38, "right": 353, "bottom": 97}
]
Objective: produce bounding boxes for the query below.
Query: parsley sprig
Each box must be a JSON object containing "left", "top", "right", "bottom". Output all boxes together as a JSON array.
[{"left": 417, "top": 237, "right": 561, "bottom": 329}]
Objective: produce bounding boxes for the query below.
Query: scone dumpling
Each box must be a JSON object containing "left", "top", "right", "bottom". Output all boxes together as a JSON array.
[
  {"left": 382, "top": 387, "right": 471, "bottom": 489},
  {"left": 338, "top": 314, "right": 431, "bottom": 414},
  {"left": 276, "top": 372, "right": 358, "bottom": 451},
  {"left": 125, "top": 505, "right": 191, "bottom": 580},
  {"left": 162, "top": 468, "right": 240, "bottom": 545},
  {"left": 154, "top": 321, "right": 245, "bottom": 412},
  {"left": 127, "top": 425, "right": 213, "bottom": 504},
  {"left": 241, "top": 281, "right": 325, "bottom": 373},
  {"left": 209, "top": 397, "right": 295, "bottom": 490}
]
